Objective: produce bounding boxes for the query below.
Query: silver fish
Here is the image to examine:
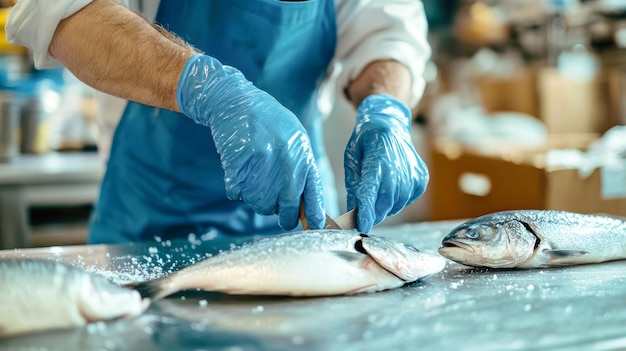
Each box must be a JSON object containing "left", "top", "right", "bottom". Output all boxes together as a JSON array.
[
  {"left": 438, "top": 210, "right": 626, "bottom": 269},
  {"left": 0, "top": 258, "right": 150, "bottom": 338},
  {"left": 128, "top": 230, "right": 446, "bottom": 299}
]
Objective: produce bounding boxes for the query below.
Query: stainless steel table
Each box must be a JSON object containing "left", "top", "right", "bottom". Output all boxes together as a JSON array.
[
  {"left": 0, "top": 152, "right": 102, "bottom": 249},
  {"left": 1, "top": 221, "right": 626, "bottom": 351}
]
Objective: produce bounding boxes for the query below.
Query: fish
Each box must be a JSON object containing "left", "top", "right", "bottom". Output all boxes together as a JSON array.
[
  {"left": 438, "top": 210, "right": 626, "bottom": 269},
  {"left": 0, "top": 258, "right": 150, "bottom": 338},
  {"left": 127, "top": 230, "right": 446, "bottom": 299}
]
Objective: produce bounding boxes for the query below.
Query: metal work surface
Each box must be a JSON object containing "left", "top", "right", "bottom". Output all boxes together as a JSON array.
[
  {"left": 0, "top": 152, "right": 102, "bottom": 249},
  {"left": 0, "top": 152, "right": 102, "bottom": 184},
  {"left": 1, "top": 221, "right": 626, "bottom": 351}
]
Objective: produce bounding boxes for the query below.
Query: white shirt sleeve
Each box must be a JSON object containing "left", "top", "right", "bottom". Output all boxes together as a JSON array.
[
  {"left": 6, "top": 0, "right": 149, "bottom": 162},
  {"left": 331, "top": 0, "right": 431, "bottom": 107},
  {"left": 6, "top": 0, "right": 95, "bottom": 68},
  {"left": 5, "top": 0, "right": 142, "bottom": 69}
]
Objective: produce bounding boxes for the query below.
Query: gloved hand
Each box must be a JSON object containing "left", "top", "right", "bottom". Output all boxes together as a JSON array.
[
  {"left": 176, "top": 53, "right": 325, "bottom": 230},
  {"left": 345, "top": 94, "right": 429, "bottom": 233}
]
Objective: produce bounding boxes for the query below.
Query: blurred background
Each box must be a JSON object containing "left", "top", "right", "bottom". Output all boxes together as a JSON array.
[
  {"left": 2, "top": 0, "right": 626, "bottom": 249},
  {"left": 331, "top": 0, "right": 626, "bottom": 226}
]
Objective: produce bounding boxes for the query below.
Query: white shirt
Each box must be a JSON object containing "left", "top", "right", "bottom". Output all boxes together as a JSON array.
[{"left": 6, "top": 0, "right": 430, "bottom": 158}]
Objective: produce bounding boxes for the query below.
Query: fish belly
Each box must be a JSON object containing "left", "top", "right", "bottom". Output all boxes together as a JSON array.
[
  {"left": 0, "top": 297, "right": 85, "bottom": 337},
  {"left": 526, "top": 219, "right": 626, "bottom": 268},
  {"left": 173, "top": 252, "right": 404, "bottom": 296}
]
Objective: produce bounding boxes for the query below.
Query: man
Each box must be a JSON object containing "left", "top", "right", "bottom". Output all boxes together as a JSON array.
[{"left": 7, "top": 0, "right": 431, "bottom": 243}]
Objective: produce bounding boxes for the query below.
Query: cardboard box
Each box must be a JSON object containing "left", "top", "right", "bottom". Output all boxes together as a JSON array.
[
  {"left": 538, "top": 68, "right": 613, "bottom": 134},
  {"left": 427, "top": 134, "right": 626, "bottom": 220},
  {"left": 477, "top": 67, "right": 618, "bottom": 134},
  {"left": 479, "top": 69, "right": 539, "bottom": 118}
]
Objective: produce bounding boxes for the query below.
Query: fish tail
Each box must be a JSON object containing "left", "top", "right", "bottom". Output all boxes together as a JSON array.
[{"left": 124, "top": 277, "right": 170, "bottom": 300}]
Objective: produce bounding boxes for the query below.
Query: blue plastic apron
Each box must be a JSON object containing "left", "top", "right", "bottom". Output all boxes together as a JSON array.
[{"left": 89, "top": 0, "right": 337, "bottom": 244}]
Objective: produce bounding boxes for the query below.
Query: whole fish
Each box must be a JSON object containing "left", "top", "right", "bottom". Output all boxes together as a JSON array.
[
  {"left": 128, "top": 230, "right": 446, "bottom": 299},
  {"left": 0, "top": 258, "right": 150, "bottom": 338},
  {"left": 438, "top": 210, "right": 626, "bottom": 269}
]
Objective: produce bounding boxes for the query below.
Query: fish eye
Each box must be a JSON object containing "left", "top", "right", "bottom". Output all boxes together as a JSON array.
[
  {"left": 403, "top": 244, "right": 420, "bottom": 252},
  {"left": 465, "top": 229, "right": 480, "bottom": 239}
]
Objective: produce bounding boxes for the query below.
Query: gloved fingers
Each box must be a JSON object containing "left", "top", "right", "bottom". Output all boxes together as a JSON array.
[
  {"left": 376, "top": 168, "right": 403, "bottom": 217},
  {"left": 224, "top": 155, "right": 279, "bottom": 215},
  {"left": 276, "top": 175, "right": 306, "bottom": 231},
  {"left": 375, "top": 191, "right": 396, "bottom": 222},
  {"left": 244, "top": 189, "right": 278, "bottom": 216},
  {"left": 358, "top": 152, "right": 401, "bottom": 229},
  {"left": 244, "top": 168, "right": 281, "bottom": 216},
  {"left": 392, "top": 141, "right": 430, "bottom": 210},
  {"left": 368, "top": 145, "right": 428, "bottom": 220},
  {"left": 384, "top": 154, "right": 414, "bottom": 217},
  {"left": 346, "top": 188, "right": 357, "bottom": 213},
  {"left": 277, "top": 200, "right": 300, "bottom": 231},
  {"left": 301, "top": 168, "right": 325, "bottom": 230},
  {"left": 345, "top": 94, "right": 432, "bottom": 233},
  {"left": 225, "top": 181, "right": 243, "bottom": 202},
  {"left": 408, "top": 151, "right": 430, "bottom": 202},
  {"left": 354, "top": 180, "right": 377, "bottom": 234},
  {"left": 176, "top": 53, "right": 329, "bottom": 230},
  {"left": 344, "top": 142, "right": 361, "bottom": 212},
  {"left": 357, "top": 145, "right": 430, "bottom": 227},
  {"left": 353, "top": 152, "right": 386, "bottom": 233}
]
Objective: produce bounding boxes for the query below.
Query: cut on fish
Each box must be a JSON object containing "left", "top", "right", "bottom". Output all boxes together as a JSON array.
[
  {"left": 439, "top": 210, "right": 626, "bottom": 269},
  {"left": 127, "top": 230, "right": 446, "bottom": 299},
  {"left": 0, "top": 258, "right": 150, "bottom": 338}
]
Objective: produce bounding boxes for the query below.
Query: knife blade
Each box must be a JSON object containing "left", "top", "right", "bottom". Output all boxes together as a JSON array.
[
  {"left": 326, "top": 210, "right": 356, "bottom": 230},
  {"left": 299, "top": 201, "right": 357, "bottom": 230}
]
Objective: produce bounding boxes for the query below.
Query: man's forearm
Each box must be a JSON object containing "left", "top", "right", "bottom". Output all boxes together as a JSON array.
[
  {"left": 345, "top": 60, "right": 413, "bottom": 109},
  {"left": 49, "top": 0, "right": 196, "bottom": 112}
]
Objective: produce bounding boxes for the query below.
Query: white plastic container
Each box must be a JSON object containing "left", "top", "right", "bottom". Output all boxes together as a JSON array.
[{"left": 0, "top": 92, "right": 20, "bottom": 162}]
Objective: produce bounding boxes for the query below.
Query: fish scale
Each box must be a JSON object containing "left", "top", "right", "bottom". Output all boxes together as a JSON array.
[
  {"left": 439, "top": 210, "right": 626, "bottom": 269},
  {"left": 0, "top": 258, "right": 149, "bottom": 337},
  {"left": 127, "top": 229, "right": 446, "bottom": 299},
  {"left": 501, "top": 211, "right": 626, "bottom": 248}
]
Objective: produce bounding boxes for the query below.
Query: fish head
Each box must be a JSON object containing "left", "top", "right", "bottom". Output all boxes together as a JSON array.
[
  {"left": 438, "top": 218, "right": 537, "bottom": 268},
  {"left": 359, "top": 234, "right": 446, "bottom": 282}
]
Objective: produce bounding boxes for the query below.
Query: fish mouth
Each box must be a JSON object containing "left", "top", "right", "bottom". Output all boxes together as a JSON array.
[{"left": 439, "top": 240, "right": 475, "bottom": 253}]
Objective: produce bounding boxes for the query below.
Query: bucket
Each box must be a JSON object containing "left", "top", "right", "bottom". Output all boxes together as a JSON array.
[
  {"left": 0, "top": 92, "right": 19, "bottom": 162},
  {"left": 20, "top": 97, "right": 44, "bottom": 154}
]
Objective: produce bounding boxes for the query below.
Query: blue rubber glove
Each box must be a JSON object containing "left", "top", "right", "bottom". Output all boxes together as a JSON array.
[
  {"left": 176, "top": 54, "right": 325, "bottom": 230},
  {"left": 345, "top": 94, "right": 429, "bottom": 233}
]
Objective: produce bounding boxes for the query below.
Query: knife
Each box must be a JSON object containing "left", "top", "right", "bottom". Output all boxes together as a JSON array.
[
  {"left": 326, "top": 210, "right": 357, "bottom": 230},
  {"left": 299, "top": 201, "right": 357, "bottom": 230}
]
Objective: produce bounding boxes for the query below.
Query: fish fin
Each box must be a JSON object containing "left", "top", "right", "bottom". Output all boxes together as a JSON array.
[
  {"left": 124, "top": 278, "right": 168, "bottom": 300},
  {"left": 331, "top": 251, "right": 365, "bottom": 262},
  {"left": 543, "top": 249, "right": 589, "bottom": 258},
  {"left": 542, "top": 249, "right": 590, "bottom": 267}
]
